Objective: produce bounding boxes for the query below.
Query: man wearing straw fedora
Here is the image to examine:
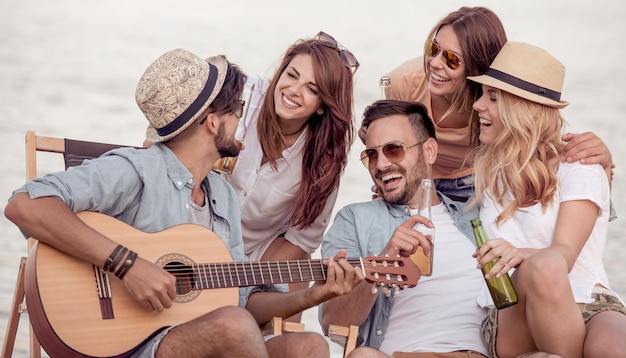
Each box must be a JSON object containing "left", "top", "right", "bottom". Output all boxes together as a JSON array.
[{"left": 5, "top": 48, "right": 362, "bottom": 357}]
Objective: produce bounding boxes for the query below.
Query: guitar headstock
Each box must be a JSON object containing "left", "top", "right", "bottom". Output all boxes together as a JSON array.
[{"left": 361, "top": 255, "right": 420, "bottom": 292}]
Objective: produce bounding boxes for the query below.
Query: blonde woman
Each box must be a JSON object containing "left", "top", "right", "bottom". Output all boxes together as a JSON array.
[{"left": 470, "top": 42, "right": 626, "bottom": 358}]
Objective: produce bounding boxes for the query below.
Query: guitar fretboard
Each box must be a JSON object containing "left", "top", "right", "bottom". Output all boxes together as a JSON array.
[{"left": 182, "top": 258, "right": 364, "bottom": 289}]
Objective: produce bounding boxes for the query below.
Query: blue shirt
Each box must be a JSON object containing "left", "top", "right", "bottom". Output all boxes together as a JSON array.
[
  {"left": 13, "top": 143, "right": 257, "bottom": 306},
  {"left": 320, "top": 193, "right": 479, "bottom": 349}
]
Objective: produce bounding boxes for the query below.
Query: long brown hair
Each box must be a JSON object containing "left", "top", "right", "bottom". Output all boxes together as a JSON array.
[
  {"left": 424, "top": 6, "right": 507, "bottom": 146},
  {"left": 257, "top": 37, "right": 355, "bottom": 229}
]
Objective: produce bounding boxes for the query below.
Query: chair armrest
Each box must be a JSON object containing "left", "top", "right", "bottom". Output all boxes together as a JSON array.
[
  {"left": 261, "top": 317, "right": 305, "bottom": 336},
  {"left": 328, "top": 324, "right": 359, "bottom": 357}
]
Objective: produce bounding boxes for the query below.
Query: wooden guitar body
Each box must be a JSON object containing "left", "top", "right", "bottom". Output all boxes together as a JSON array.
[{"left": 25, "top": 212, "right": 238, "bottom": 357}]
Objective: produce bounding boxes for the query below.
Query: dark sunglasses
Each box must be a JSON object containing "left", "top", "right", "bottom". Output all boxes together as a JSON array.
[
  {"left": 426, "top": 40, "right": 463, "bottom": 70},
  {"left": 360, "top": 142, "right": 421, "bottom": 169},
  {"left": 315, "top": 31, "right": 360, "bottom": 71},
  {"left": 199, "top": 100, "right": 245, "bottom": 125}
]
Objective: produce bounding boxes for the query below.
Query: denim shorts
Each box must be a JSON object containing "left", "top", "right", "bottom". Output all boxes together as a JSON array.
[
  {"left": 128, "top": 324, "right": 279, "bottom": 357},
  {"left": 129, "top": 326, "right": 176, "bottom": 358},
  {"left": 434, "top": 173, "right": 475, "bottom": 203},
  {"left": 481, "top": 288, "right": 626, "bottom": 358}
]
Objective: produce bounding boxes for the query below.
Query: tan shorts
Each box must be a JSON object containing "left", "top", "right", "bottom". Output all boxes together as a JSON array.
[
  {"left": 480, "top": 290, "right": 626, "bottom": 358},
  {"left": 392, "top": 352, "right": 487, "bottom": 358}
]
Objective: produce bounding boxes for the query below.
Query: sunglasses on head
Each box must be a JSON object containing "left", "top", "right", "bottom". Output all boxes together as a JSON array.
[
  {"left": 427, "top": 40, "right": 463, "bottom": 70},
  {"left": 360, "top": 142, "right": 421, "bottom": 169},
  {"left": 199, "top": 100, "right": 245, "bottom": 125},
  {"left": 315, "top": 31, "right": 360, "bottom": 71}
]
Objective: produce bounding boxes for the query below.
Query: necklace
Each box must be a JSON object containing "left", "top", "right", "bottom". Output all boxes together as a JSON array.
[{"left": 281, "top": 122, "right": 308, "bottom": 137}]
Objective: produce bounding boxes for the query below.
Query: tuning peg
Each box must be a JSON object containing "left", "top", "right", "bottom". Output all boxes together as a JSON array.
[{"left": 382, "top": 287, "right": 391, "bottom": 297}]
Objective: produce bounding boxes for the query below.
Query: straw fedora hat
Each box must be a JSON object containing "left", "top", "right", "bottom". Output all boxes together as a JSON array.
[
  {"left": 137, "top": 48, "right": 228, "bottom": 143},
  {"left": 468, "top": 41, "right": 569, "bottom": 109}
]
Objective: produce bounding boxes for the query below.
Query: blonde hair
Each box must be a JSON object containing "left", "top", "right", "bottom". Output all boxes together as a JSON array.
[{"left": 473, "top": 90, "right": 565, "bottom": 225}]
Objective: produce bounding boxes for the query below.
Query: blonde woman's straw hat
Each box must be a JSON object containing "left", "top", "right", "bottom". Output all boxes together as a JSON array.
[
  {"left": 468, "top": 41, "right": 569, "bottom": 109},
  {"left": 136, "top": 48, "right": 228, "bottom": 143}
]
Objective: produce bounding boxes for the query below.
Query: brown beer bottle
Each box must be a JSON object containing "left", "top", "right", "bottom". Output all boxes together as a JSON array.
[{"left": 471, "top": 217, "right": 518, "bottom": 309}]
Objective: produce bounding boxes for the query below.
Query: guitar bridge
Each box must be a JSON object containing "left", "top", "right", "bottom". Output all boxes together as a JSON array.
[{"left": 93, "top": 265, "right": 114, "bottom": 319}]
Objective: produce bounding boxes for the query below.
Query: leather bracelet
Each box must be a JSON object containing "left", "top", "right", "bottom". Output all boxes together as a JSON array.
[
  {"left": 110, "top": 247, "right": 129, "bottom": 273},
  {"left": 115, "top": 250, "right": 138, "bottom": 280},
  {"left": 103, "top": 244, "right": 123, "bottom": 272}
]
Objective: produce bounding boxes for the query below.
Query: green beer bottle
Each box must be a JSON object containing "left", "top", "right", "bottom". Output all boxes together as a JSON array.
[{"left": 471, "top": 217, "right": 518, "bottom": 309}]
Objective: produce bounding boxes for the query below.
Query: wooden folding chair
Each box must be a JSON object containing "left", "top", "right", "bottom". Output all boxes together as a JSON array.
[
  {"left": 2, "top": 131, "right": 131, "bottom": 358},
  {"left": 328, "top": 324, "right": 359, "bottom": 357}
]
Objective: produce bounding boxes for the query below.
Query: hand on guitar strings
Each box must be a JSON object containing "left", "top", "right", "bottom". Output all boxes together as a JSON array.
[
  {"left": 312, "top": 249, "right": 365, "bottom": 302},
  {"left": 122, "top": 257, "right": 178, "bottom": 312}
]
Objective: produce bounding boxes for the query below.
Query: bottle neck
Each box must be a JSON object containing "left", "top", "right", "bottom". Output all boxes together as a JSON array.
[{"left": 471, "top": 218, "right": 488, "bottom": 247}]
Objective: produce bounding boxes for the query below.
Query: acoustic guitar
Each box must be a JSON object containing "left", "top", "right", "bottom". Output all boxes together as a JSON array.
[{"left": 24, "top": 211, "right": 419, "bottom": 358}]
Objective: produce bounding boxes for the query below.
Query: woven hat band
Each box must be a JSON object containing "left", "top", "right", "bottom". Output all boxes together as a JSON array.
[{"left": 485, "top": 68, "right": 561, "bottom": 103}]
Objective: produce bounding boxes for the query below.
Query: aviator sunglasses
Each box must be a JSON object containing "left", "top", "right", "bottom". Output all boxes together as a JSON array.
[
  {"left": 426, "top": 40, "right": 463, "bottom": 70},
  {"left": 360, "top": 142, "right": 421, "bottom": 169},
  {"left": 315, "top": 31, "right": 360, "bottom": 71}
]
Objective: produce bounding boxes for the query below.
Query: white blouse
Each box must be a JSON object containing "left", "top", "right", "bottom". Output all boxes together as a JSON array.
[{"left": 228, "top": 75, "right": 338, "bottom": 261}]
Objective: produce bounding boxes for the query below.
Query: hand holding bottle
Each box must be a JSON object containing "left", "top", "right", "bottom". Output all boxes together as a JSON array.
[
  {"left": 471, "top": 218, "right": 518, "bottom": 309},
  {"left": 410, "top": 179, "right": 435, "bottom": 276}
]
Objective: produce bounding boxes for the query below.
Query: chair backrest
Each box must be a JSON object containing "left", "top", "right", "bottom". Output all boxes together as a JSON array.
[
  {"left": 25, "top": 131, "right": 65, "bottom": 181},
  {"left": 25, "top": 130, "right": 133, "bottom": 180}
]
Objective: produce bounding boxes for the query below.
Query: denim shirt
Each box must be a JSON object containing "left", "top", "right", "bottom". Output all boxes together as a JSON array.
[
  {"left": 12, "top": 143, "right": 259, "bottom": 306},
  {"left": 320, "top": 192, "right": 479, "bottom": 349}
]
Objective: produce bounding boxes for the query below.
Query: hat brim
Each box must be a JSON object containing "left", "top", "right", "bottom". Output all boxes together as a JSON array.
[
  {"left": 145, "top": 55, "right": 229, "bottom": 143},
  {"left": 468, "top": 74, "right": 569, "bottom": 109}
]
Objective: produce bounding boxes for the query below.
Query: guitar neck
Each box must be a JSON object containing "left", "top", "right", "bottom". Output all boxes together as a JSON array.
[{"left": 189, "top": 258, "right": 364, "bottom": 289}]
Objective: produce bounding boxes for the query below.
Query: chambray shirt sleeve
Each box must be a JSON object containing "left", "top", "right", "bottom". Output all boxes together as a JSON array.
[
  {"left": 321, "top": 205, "right": 366, "bottom": 259},
  {"left": 319, "top": 202, "right": 394, "bottom": 350},
  {"left": 11, "top": 153, "right": 143, "bottom": 237}
]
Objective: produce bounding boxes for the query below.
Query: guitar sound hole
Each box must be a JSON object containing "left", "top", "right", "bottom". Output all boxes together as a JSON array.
[{"left": 164, "top": 261, "right": 195, "bottom": 295}]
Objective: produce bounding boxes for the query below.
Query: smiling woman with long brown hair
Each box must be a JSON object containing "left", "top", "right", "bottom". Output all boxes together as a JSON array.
[{"left": 227, "top": 32, "right": 357, "bottom": 314}]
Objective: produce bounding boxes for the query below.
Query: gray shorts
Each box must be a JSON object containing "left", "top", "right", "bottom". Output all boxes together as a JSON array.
[{"left": 480, "top": 289, "right": 626, "bottom": 358}]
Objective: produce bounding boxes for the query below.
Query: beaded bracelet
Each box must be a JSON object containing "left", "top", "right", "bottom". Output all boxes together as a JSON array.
[{"left": 115, "top": 250, "right": 138, "bottom": 280}]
